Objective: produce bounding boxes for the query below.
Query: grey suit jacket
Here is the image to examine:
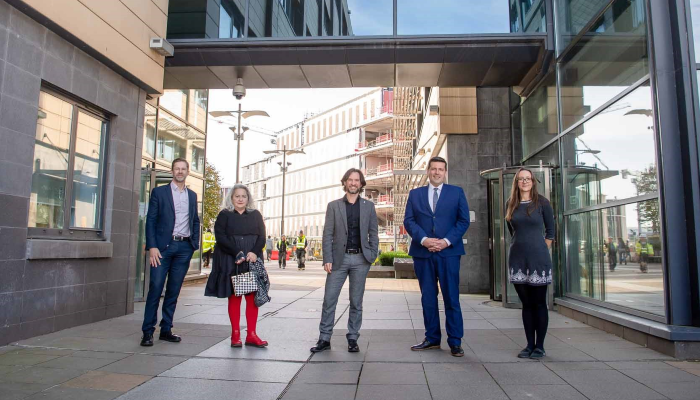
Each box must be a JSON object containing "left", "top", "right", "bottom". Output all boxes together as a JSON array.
[{"left": 322, "top": 196, "right": 379, "bottom": 266}]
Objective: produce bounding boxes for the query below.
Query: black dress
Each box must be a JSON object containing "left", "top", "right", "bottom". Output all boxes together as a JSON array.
[
  {"left": 204, "top": 208, "right": 266, "bottom": 298},
  {"left": 508, "top": 197, "right": 555, "bottom": 286}
]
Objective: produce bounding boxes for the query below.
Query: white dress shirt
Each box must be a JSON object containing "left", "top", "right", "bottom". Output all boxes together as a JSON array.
[
  {"left": 420, "top": 183, "right": 451, "bottom": 247},
  {"left": 171, "top": 181, "right": 190, "bottom": 237}
]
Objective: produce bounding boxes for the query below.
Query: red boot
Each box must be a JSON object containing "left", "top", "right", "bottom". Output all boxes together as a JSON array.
[
  {"left": 245, "top": 331, "right": 268, "bottom": 348},
  {"left": 231, "top": 330, "right": 242, "bottom": 347}
]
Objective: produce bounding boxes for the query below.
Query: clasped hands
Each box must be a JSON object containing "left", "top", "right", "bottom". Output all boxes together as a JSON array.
[
  {"left": 236, "top": 252, "right": 258, "bottom": 264},
  {"left": 423, "top": 238, "right": 448, "bottom": 252}
]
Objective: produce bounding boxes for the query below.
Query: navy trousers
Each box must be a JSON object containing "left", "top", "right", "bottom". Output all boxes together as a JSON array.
[
  {"left": 414, "top": 254, "right": 463, "bottom": 347},
  {"left": 142, "top": 240, "right": 194, "bottom": 335}
]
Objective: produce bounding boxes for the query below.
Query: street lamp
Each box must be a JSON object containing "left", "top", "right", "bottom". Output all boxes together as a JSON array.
[
  {"left": 210, "top": 105, "right": 270, "bottom": 183},
  {"left": 263, "top": 145, "right": 305, "bottom": 239}
]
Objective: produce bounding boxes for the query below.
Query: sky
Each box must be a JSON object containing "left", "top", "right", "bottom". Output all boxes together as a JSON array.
[{"left": 206, "top": 88, "right": 374, "bottom": 187}]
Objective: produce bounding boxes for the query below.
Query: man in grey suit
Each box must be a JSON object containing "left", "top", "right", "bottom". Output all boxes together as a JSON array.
[{"left": 311, "top": 168, "right": 378, "bottom": 353}]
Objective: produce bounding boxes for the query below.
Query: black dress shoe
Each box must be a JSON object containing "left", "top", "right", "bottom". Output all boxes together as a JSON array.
[
  {"left": 140, "top": 333, "right": 154, "bottom": 347},
  {"left": 310, "top": 340, "right": 331, "bottom": 353},
  {"left": 450, "top": 345, "right": 465, "bottom": 357},
  {"left": 411, "top": 339, "right": 440, "bottom": 351},
  {"left": 159, "top": 331, "right": 182, "bottom": 343},
  {"left": 348, "top": 339, "right": 359, "bottom": 353},
  {"left": 530, "top": 348, "right": 546, "bottom": 359},
  {"left": 517, "top": 347, "right": 533, "bottom": 358}
]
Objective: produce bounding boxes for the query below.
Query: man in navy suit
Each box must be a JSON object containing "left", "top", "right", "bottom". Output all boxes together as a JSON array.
[
  {"left": 404, "top": 156, "right": 470, "bottom": 357},
  {"left": 141, "top": 158, "right": 201, "bottom": 346}
]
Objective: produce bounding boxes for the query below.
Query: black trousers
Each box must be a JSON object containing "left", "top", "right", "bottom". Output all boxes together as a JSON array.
[{"left": 514, "top": 284, "right": 549, "bottom": 350}]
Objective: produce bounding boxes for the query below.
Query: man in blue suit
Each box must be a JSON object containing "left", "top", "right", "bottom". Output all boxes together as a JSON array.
[
  {"left": 404, "top": 156, "right": 470, "bottom": 357},
  {"left": 141, "top": 158, "right": 201, "bottom": 346}
]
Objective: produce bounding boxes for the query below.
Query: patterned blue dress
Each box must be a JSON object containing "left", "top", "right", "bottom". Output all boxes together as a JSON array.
[{"left": 508, "top": 197, "right": 555, "bottom": 286}]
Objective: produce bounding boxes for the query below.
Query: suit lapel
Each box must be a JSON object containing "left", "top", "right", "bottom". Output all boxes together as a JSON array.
[
  {"left": 359, "top": 198, "right": 367, "bottom": 235},
  {"left": 338, "top": 199, "right": 348, "bottom": 234},
  {"left": 421, "top": 185, "right": 433, "bottom": 215},
  {"left": 166, "top": 184, "right": 175, "bottom": 214}
]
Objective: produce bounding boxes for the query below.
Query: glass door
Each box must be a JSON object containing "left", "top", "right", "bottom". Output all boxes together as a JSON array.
[
  {"left": 489, "top": 177, "right": 503, "bottom": 301},
  {"left": 134, "top": 168, "right": 152, "bottom": 301}
]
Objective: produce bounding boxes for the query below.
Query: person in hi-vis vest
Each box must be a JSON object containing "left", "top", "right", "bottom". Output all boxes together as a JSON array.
[{"left": 296, "top": 230, "right": 307, "bottom": 270}]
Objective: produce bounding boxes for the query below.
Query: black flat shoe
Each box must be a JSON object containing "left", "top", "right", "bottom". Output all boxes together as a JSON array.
[
  {"left": 310, "top": 340, "right": 331, "bottom": 353},
  {"left": 140, "top": 333, "right": 154, "bottom": 347},
  {"left": 517, "top": 347, "right": 533, "bottom": 358},
  {"left": 411, "top": 339, "right": 441, "bottom": 351},
  {"left": 530, "top": 348, "right": 546, "bottom": 359},
  {"left": 159, "top": 331, "right": 182, "bottom": 343},
  {"left": 348, "top": 339, "right": 360, "bottom": 353},
  {"left": 450, "top": 345, "right": 464, "bottom": 357}
]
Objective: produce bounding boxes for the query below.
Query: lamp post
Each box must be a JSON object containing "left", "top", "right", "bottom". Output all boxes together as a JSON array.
[
  {"left": 210, "top": 104, "right": 270, "bottom": 183},
  {"left": 263, "top": 145, "right": 305, "bottom": 239}
]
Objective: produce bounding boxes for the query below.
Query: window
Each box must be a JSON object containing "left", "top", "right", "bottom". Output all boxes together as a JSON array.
[
  {"left": 143, "top": 104, "right": 157, "bottom": 159},
  {"left": 371, "top": 99, "right": 376, "bottom": 118},
  {"left": 220, "top": 0, "right": 245, "bottom": 38},
  {"left": 191, "top": 145, "right": 205, "bottom": 174},
  {"left": 29, "top": 89, "right": 109, "bottom": 239},
  {"left": 557, "top": 0, "right": 649, "bottom": 131},
  {"left": 348, "top": 108, "right": 353, "bottom": 128}
]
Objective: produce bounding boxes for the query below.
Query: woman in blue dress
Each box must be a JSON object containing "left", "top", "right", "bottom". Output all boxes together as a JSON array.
[{"left": 506, "top": 168, "right": 555, "bottom": 359}]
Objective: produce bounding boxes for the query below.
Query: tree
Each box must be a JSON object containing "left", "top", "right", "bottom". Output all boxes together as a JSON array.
[
  {"left": 203, "top": 161, "right": 223, "bottom": 231},
  {"left": 633, "top": 164, "right": 660, "bottom": 234}
]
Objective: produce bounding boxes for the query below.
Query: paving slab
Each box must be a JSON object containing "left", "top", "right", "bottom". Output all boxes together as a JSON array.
[
  {"left": 280, "top": 383, "right": 357, "bottom": 400},
  {"left": 355, "top": 384, "right": 431, "bottom": 400},
  {"left": 0, "top": 381, "right": 52, "bottom": 400},
  {"left": 160, "top": 358, "right": 302, "bottom": 383},
  {"left": 24, "top": 386, "right": 122, "bottom": 400},
  {"left": 500, "top": 384, "right": 588, "bottom": 400},
  {"left": 0, "top": 352, "right": 62, "bottom": 366},
  {"left": 0, "top": 366, "right": 87, "bottom": 385},
  {"left": 98, "top": 354, "right": 188, "bottom": 376},
  {"left": 294, "top": 362, "right": 362, "bottom": 384},
  {"left": 428, "top": 383, "right": 509, "bottom": 400},
  {"left": 38, "top": 355, "right": 120, "bottom": 370},
  {"left": 423, "top": 363, "right": 495, "bottom": 385},
  {"left": 358, "top": 363, "right": 426, "bottom": 385},
  {"left": 647, "top": 381, "right": 700, "bottom": 400},
  {"left": 62, "top": 371, "right": 151, "bottom": 392},
  {"left": 485, "top": 362, "right": 566, "bottom": 385},
  {"left": 114, "top": 377, "right": 286, "bottom": 400}
]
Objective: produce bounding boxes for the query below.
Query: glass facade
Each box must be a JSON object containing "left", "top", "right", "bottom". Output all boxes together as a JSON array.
[
  {"left": 557, "top": 0, "right": 649, "bottom": 131},
  {"left": 510, "top": 0, "right": 669, "bottom": 320},
  {"left": 510, "top": 0, "right": 548, "bottom": 33}
]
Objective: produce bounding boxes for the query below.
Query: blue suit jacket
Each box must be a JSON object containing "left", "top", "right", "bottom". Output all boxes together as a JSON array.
[
  {"left": 145, "top": 184, "right": 201, "bottom": 252},
  {"left": 403, "top": 184, "right": 470, "bottom": 258}
]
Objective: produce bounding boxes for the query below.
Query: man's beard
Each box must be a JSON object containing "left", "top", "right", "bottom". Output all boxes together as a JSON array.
[
  {"left": 346, "top": 186, "right": 360, "bottom": 194},
  {"left": 174, "top": 174, "right": 186, "bottom": 182}
]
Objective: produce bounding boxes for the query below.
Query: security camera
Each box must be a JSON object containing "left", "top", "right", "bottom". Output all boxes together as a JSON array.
[{"left": 232, "top": 78, "right": 246, "bottom": 100}]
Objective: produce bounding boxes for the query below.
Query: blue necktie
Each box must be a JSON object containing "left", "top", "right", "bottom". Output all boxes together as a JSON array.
[{"left": 432, "top": 188, "right": 438, "bottom": 213}]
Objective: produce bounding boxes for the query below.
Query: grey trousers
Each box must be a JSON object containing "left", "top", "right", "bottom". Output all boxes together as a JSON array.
[{"left": 319, "top": 253, "right": 371, "bottom": 341}]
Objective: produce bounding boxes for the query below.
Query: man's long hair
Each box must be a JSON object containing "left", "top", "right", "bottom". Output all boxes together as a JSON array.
[{"left": 341, "top": 168, "right": 366, "bottom": 194}]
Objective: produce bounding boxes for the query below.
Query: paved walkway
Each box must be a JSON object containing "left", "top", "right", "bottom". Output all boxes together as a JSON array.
[{"left": 1, "top": 261, "right": 699, "bottom": 400}]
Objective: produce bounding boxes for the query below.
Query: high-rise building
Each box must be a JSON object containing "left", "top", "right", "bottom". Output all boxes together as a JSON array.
[{"left": 242, "top": 88, "right": 397, "bottom": 256}]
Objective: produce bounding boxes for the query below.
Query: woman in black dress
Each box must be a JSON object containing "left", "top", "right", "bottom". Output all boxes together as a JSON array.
[
  {"left": 506, "top": 168, "right": 555, "bottom": 359},
  {"left": 204, "top": 184, "right": 268, "bottom": 348}
]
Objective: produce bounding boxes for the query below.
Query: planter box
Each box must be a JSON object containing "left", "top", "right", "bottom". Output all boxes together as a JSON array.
[{"left": 394, "top": 258, "right": 416, "bottom": 279}]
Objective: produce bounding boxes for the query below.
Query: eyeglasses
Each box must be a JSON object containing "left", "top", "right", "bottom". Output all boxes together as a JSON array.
[{"left": 517, "top": 177, "right": 532, "bottom": 183}]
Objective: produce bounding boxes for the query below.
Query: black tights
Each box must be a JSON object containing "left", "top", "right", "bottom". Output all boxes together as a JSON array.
[{"left": 514, "top": 284, "right": 548, "bottom": 350}]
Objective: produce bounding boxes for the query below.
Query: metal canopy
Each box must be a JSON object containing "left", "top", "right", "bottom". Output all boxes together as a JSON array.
[{"left": 164, "top": 35, "right": 547, "bottom": 90}]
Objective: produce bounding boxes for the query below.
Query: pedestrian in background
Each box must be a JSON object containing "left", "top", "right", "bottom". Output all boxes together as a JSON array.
[
  {"left": 266, "top": 235, "right": 273, "bottom": 261},
  {"left": 202, "top": 228, "right": 215, "bottom": 268}
]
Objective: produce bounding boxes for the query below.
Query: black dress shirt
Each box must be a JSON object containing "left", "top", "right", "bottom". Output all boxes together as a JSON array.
[{"left": 344, "top": 195, "right": 361, "bottom": 250}]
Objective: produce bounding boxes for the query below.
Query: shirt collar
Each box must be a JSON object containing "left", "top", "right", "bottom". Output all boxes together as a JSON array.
[
  {"left": 171, "top": 181, "right": 187, "bottom": 193},
  {"left": 343, "top": 195, "right": 361, "bottom": 204},
  {"left": 429, "top": 183, "right": 444, "bottom": 192}
]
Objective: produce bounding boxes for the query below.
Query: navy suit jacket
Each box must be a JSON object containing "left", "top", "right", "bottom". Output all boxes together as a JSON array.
[
  {"left": 145, "top": 184, "right": 201, "bottom": 252},
  {"left": 403, "top": 184, "right": 470, "bottom": 258}
]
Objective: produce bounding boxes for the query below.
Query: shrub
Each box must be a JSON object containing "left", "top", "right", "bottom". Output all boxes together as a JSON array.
[{"left": 378, "top": 251, "right": 411, "bottom": 266}]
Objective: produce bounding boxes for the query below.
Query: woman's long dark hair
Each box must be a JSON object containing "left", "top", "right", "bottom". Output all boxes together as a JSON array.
[{"left": 505, "top": 168, "right": 540, "bottom": 222}]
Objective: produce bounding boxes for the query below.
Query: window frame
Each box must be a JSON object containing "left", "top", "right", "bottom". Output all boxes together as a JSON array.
[{"left": 29, "top": 85, "right": 111, "bottom": 241}]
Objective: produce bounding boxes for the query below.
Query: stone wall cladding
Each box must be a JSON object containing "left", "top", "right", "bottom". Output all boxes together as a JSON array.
[{"left": 0, "top": 1, "right": 145, "bottom": 346}]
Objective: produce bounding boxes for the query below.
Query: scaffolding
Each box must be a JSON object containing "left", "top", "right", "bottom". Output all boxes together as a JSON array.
[{"left": 391, "top": 87, "right": 423, "bottom": 249}]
